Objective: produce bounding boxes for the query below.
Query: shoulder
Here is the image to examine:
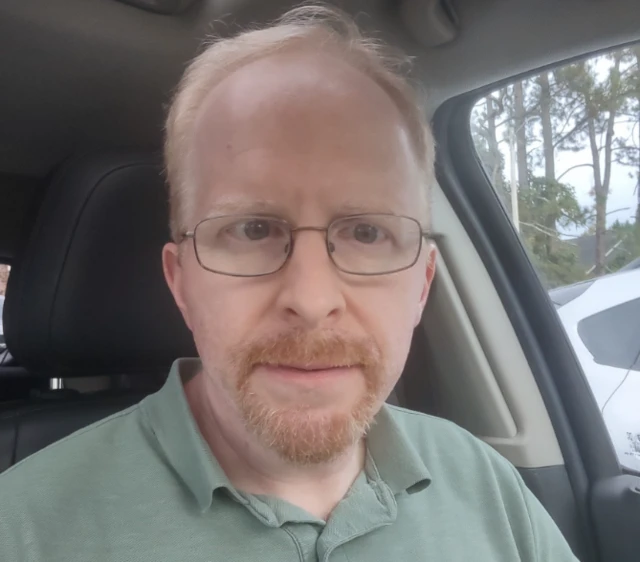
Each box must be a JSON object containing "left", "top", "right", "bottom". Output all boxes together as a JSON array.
[
  {"left": 0, "top": 404, "right": 150, "bottom": 558},
  {"left": 382, "top": 404, "right": 521, "bottom": 487},
  {"left": 0, "top": 403, "right": 147, "bottom": 500},
  {"left": 382, "top": 406, "right": 578, "bottom": 560},
  {"left": 383, "top": 404, "right": 507, "bottom": 460}
]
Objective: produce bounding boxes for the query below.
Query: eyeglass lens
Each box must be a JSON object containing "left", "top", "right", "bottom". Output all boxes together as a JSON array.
[{"left": 192, "top": 214, "right": 423, "bottom": 276}]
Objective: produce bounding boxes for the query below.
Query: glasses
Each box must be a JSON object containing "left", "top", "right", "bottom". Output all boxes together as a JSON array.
[{"left": 179, "top": 213, "right": 433, "bottom": 277}]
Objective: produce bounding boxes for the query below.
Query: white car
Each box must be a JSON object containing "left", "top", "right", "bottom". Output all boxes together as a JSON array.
[{"left": 550, "top": 268, "right": 640, "bottom": 472}]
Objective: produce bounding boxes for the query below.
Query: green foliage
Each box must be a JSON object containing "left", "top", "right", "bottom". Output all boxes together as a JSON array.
[
  {"left": 471, "top": 45, "right": 640, "bottom": 289},
  {"left": 516, "top": 177, "right": 588, "bottom": 288},
  {"left": 607, "top": 220, "right": 640, "bottom": 271}
]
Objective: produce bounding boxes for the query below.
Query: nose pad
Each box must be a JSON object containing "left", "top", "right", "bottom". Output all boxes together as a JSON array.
[
  {"left": 284, "top": 231, "right": 334, "bottom": 260},
  {"left": 280, "top": 228, "right": 337, "bottom": 273}
]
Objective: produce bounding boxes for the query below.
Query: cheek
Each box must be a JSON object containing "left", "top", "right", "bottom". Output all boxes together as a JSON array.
[
  {"left": 181, "top": 268, "right": 271, "bottom": 360},
  {"left": 353, "top": 273, "right": 425, "bottom": 384},
  {"left": 182, "top": 278, "right": 227, "bottom": 364}
]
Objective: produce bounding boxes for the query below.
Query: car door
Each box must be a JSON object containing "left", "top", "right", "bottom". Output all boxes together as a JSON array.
[{"left": 431, "top": 42, "right": 640, "bottom": 562}]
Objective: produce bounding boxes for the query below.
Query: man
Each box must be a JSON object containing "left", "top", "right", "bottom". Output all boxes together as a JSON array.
[{"left": 0, "top": 5, "right": 579, "bottom": 561}]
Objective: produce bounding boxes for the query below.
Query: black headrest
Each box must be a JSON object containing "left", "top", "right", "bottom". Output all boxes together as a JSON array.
[{"left": 5, "top": 153, "right": 197, "bottom": 377}]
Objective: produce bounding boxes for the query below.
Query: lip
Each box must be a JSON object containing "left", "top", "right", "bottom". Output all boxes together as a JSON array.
[
  {"left": 266, "top": 363, "right": 354, "bottom": 371},
  {"left": 256, "top": 364, "right": 359, "bottom": 381}
]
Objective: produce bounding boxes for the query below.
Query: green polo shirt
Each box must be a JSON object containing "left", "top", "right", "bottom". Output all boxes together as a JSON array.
[{"left": 0, "top": 359, "right": 577, "bottom": 561}]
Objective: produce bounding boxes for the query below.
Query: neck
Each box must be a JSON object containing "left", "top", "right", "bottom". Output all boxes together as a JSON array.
[{"left": 184, "top": 371, "right": 366, "bottom": 520}]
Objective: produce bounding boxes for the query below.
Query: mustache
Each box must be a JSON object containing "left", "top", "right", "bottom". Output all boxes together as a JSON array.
[{"left": 229, "top": 329, "right": 382, "bottom": 374}]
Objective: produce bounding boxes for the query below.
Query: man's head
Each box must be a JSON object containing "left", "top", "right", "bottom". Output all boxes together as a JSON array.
[{"left": 162, "top": 5, "right": 437, "bottom": 465}]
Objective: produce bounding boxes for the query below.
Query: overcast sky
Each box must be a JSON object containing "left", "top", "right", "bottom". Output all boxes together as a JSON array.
[{"left": 556, "top": 148, "right": 637, "bottom": 234}]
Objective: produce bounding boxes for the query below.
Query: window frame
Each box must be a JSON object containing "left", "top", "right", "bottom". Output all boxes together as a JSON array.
[{"left": 430, "top": 44, "right": 640, "bottom": 561}]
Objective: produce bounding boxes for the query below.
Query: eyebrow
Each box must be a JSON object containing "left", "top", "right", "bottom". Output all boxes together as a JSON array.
[
  {"left": 205, "top": 197, "right": 406, "bottom": 219},
  {"left": 333, "top": 202, "right": 399, "bottom": 216},
  {"left": 205, "top": 198, "right": 285, "bottom": 217}
]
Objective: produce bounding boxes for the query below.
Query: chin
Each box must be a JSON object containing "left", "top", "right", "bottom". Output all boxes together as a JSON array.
[{"left": 238, "top": 394, "right": 378, "bottom": 465}]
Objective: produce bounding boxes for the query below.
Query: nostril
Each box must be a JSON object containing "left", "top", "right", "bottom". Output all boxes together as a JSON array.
[{"left": 328, "top": 242, "right": 336, "bottom": 253}]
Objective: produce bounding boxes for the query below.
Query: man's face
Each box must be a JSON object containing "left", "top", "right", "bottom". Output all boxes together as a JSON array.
[{"left": 164, "top": 50, "right": 436, "bottom": 464}]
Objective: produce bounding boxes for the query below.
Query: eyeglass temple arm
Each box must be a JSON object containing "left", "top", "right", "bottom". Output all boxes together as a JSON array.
[
  {"left": 422, "top": 231, "right": 443, "bottom": 242},
  {"left": 177, "top": 231, "right": 195, "bottom": 243}
]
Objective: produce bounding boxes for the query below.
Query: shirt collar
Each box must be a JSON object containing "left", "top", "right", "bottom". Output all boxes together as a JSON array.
[
  {"left": 141, "top": 359, "right": 431, "bottom": 511},
  {"left": 141, "top": 358, "right": 230, "bottom": 512},
  {"left": 366, "top": 404, "right": 432, "bottom": 495}
]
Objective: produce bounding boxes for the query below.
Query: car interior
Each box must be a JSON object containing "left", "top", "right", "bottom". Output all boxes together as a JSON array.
[{"left": 1, "top": 1, "right": 639, "bottom": 561}]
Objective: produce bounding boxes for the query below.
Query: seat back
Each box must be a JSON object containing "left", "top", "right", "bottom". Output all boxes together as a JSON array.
[{"left": 0, "top": 153, "right": 196, "bottom": 471}]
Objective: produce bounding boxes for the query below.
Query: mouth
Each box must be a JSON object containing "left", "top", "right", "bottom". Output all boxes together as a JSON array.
[
  {"left": 266, "top": 363, "right": 355, "bottom": 372},
  {"left": 255, "top": 363, "right": 360, "bottom": 381}
]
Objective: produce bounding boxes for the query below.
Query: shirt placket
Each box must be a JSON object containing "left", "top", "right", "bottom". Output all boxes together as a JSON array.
[{"left": 316, "top": 474, "right": 397, "bottom": 562}]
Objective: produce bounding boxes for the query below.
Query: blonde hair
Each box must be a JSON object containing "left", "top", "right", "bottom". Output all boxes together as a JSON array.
[{"left": 164, "top": 4, "right": 435, "bottom": 242}]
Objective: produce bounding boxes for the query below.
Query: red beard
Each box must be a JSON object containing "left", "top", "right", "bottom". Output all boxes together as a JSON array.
[{"left": 227, "top": 328, "right": 385, "bottom": 464}]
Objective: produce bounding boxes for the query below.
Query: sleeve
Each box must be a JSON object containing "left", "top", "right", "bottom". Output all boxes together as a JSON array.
[{"left": 515, "top": 469, "right": 582, "bottom": 562}]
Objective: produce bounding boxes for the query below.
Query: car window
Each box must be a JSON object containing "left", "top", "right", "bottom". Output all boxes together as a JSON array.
[
  {"left": 470, "top": 44, "right": 640, "bottom": 472},
  {"left": 578, "top": 297, "right": 640, "bottom": 372}
]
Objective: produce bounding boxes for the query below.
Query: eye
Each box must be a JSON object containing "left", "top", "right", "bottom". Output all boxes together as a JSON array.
[
  {"left": 221, "top": 218, "right": 288, "bottom": 243},
  {"left": 242, "top": 219, "right": 272, "bottom": 241},
  {"left": 352, "top": 222, "right": 381, "bottom": 244}
]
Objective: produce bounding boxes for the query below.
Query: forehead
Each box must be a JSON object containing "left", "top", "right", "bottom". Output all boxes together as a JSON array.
[{"left": 191, "top": 49, "right": 424, "bottom": 219}]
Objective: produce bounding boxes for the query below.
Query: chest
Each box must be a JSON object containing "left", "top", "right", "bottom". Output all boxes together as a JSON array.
[{"left": 23, "top": 493, "right": 526, "bottom": 562}]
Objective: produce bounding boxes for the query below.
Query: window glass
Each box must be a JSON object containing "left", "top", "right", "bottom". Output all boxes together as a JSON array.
[
  {"left": 470, "top": 45, "right": 640, "bottom": 472},
  {"left": 578, "top": 297, "right": 640, "bottom": 372}
]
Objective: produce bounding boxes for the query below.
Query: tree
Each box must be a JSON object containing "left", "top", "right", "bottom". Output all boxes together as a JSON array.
[
  {"left": 518, "top": 177, "right": 586, "bottom": 286},
  {"left": 613, "top": 46, "right": 640, "bottom": 230},
  {"left": 518, "top": 72, "right": 588, "bottom": 286},
  {"left": 555, "top": 53, "right": 628, "bottom": 275},
  {"left": 471, "top": 91, "right": 509, "bottom": 207},
  {"left": 538, "top": 72, "right": 556, "bottom": 180},
  {"left": 471, "top": 79, "right": 589, "bottom": 288},
  {"left": 607, "top": 219, "right": 640, "bottom": 270},
  {"left": 513, "top": 80, "right": 529, "bottom": 189},
  {"left": 472, "top": 47, "right": 640, "bottom": 286}
]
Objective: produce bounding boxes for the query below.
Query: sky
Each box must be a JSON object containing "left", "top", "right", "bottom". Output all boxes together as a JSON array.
[{"left": 555, "top": 147, "right": 637, "bottom": 234}]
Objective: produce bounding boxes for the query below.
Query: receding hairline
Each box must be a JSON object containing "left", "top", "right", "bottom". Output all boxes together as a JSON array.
[
  {"left": 190, "top": 45, "right": 424, "bottom": 173},
  {"left": 165, "top": 6, "right": 435, "bottom": 242}
]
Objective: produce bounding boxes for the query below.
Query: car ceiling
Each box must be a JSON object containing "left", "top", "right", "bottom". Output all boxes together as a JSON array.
[{"left": 0, "top": 0, "right": 639, "bottom": 245}]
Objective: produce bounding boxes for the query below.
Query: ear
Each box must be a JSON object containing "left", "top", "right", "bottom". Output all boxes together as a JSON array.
[
  {"left": 414, "top": 244, "right": 438, "bottom": 327},
  {"left": 162, "top": 242, "right": 193, "bottom": 331}
]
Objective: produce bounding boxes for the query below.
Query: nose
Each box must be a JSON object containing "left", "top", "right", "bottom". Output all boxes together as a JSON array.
[{"left": 275, "top": 229, "right": 346, "bottom": 328}]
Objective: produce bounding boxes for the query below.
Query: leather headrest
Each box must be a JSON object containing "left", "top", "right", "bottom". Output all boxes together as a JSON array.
[{"left": 5, "top": 153, "right": 197, "bottom": 376}]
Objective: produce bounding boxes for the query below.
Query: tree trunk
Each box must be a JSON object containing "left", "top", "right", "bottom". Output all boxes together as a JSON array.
[
  {"left": 485, "top": 96, "right": 501, "bottom": 189},
  {"left": 539, "top": 72, "right": 556, "bottom": 180},
  {"left": 513, "top": 81, "right": 529, "bottom": 188},
  {"left": 538, "top": 72, "right": 557, "bottom": 255},
  {"left": 586, "top": 109, "right": 606, "bottom": 275},
  {"left": 589, "top": 54, "right": 622, "bottom": 276}
]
